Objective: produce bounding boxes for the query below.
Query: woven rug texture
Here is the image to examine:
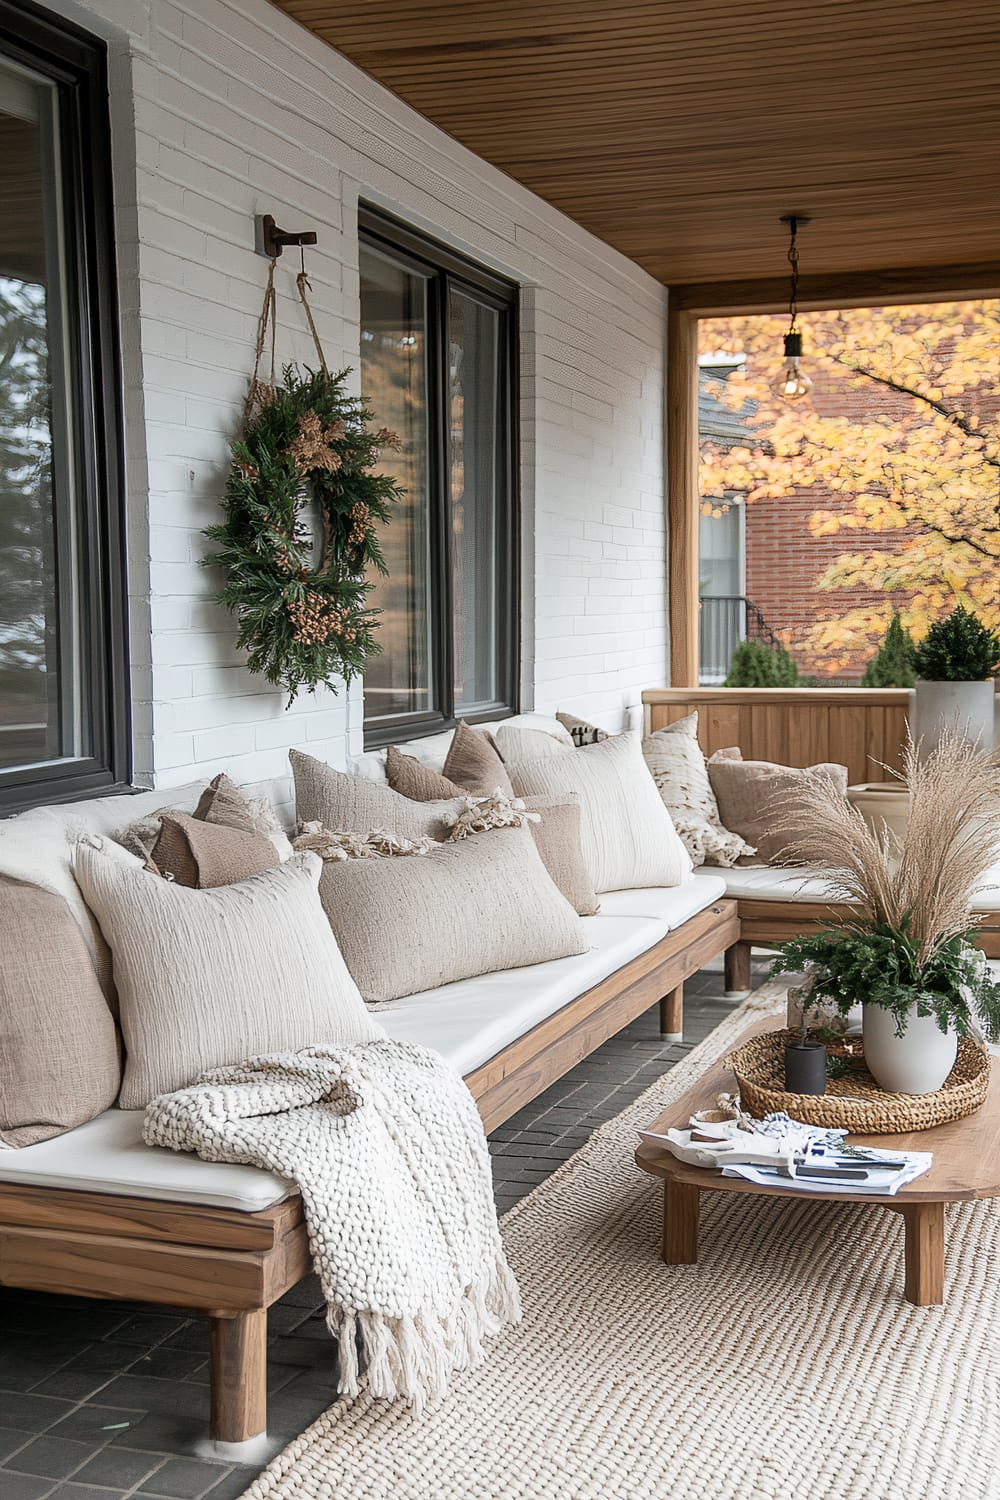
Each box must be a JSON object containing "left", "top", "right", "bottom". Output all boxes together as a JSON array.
[{"left": 244, "top": 984, "right": 1000, "bottom": 1500}]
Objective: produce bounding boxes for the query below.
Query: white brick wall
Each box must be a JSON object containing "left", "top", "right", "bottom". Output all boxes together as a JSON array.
[{"left": 51, "top": 0, "right": 669, "bottom": 811}]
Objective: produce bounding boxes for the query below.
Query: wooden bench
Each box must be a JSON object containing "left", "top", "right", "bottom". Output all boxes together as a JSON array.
[{"left": 0, "top": 897, "right": 739, "bottom": 1450}]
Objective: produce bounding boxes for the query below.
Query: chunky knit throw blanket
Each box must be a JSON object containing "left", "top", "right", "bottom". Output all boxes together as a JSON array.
[{"left": 143, "top": 1040, "right": 520, "bottom": 1411}]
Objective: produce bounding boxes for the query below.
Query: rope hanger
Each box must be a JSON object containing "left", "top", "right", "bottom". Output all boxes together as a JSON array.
[{"left": 247, "top": 249, "right": 329, "bottom": 417}]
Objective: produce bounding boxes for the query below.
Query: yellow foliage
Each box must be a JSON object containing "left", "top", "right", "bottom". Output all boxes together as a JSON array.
[{"left": 699, "top": 300, "right": 1000, "bottom": 672}]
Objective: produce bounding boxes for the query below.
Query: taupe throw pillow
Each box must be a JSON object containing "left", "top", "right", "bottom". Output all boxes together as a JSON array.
[
  {"left": 315, "top": 824, "right": 589, "bottom": 1005},
  {"left": 385, "top": 745, "right": 466, "bottom": 801},
  {"left": 707, "top": 754, "right": 850, "bottom": 865},
  {"left": 152, "top": 812, "right": 279, "bottom": 889},
  {"left": 0, "top": 879, "right": 120, "bottom": 1146},
  {"left": 521, "top": 796, "right": 601, "bottom": 916},
  {"left": 440, "top": 720, "right": 513, "bottom": 794},
  {"left": 75, "top": 847, "right": 382, "bottom": 1108},
  {"left": 291, "top": 748, "right": 467, "bottom": 841}
]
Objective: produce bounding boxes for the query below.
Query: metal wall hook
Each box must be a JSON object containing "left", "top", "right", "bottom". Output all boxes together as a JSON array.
[{"left": 255, "top": 213, "right": 318, "bottom": 258}]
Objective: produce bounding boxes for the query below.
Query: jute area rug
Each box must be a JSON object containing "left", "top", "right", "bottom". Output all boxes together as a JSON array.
[{"left": 245, "top": 984, "right": 1000, "bottom": 1500}]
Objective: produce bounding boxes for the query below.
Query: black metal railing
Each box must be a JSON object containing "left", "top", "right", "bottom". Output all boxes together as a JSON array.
[{"left": 698, "top": 595, "right": 779, "bottom": 683}]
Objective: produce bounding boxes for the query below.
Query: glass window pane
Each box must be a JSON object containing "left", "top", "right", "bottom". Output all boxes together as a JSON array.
[
  {"left": 449, "top": 289, "right": 505, "bottom": 715},
  {"left": 359, "top": 245, "right": 435, "bottom": 727},
  {"left": 0, "top": 59, "right": 82, "bottom": 772}
]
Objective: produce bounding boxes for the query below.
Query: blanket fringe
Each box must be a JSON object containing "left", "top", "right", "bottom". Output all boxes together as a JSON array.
[{"left": 329, "top": 1252, "right": 521, "bottom": 1415}]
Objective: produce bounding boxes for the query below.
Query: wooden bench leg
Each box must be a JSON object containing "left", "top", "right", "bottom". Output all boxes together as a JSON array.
[
  {"left": 659, "top": 983, "right": 683, "bottom": 1039},
  {"left": 210, "top": 1308, "right": 268, "bottom": 1444},
  {"left": 724, "top": 939, "right": 752, "bottom": 994},
  {"left": 662, "top": 1178, "right": 700, "bottom": 1265},
  {"left": 901, "top": 1202, "right": 945, "bottom": 1307}
]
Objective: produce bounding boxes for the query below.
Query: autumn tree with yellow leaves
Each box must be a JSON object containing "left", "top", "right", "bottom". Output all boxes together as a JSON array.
[{"left": 698, "top": 300, "right": 1000, "bottom": 674}]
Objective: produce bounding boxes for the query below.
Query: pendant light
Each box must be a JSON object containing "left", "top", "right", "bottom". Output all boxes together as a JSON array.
[{"left": 773, "top": 214, "right": 813, "bottom": 402}]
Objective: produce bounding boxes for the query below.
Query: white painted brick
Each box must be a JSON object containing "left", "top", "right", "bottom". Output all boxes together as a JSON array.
[{"left": 61, "top": 0, "right": 668, "bottom": 801}]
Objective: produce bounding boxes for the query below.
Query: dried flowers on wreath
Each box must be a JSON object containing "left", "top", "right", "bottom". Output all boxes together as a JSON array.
[{"left": 203, "top": 365, "right": 404, "bottom": 701}]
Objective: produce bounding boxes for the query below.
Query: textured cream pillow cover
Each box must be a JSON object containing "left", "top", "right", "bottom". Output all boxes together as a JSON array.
[
  {"left": 508, "top": 734, "right": 693, "bottom": 893},
  {"left": 75, "top": 847, "right": 382, "bottom": 1108},
  {"left": 314, "top": 824, "right": 589, "bottom": 1005},
  {"left": 641, "top": 712, "right": 755, "bottom": 868}
]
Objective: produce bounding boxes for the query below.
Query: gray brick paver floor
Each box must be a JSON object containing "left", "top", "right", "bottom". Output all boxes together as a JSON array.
[{"left": 0, "top": 956, "right": 765, "bottom": 1499}]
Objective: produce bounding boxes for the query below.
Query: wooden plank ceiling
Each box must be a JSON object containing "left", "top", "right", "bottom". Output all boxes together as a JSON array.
[{"left": 270, "top": 0, "right": 1000, "bottom": 286}]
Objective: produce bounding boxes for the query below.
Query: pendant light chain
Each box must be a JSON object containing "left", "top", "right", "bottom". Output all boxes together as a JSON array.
[{"left": 787, "top": 217, "right": 800, "bottom": 331}]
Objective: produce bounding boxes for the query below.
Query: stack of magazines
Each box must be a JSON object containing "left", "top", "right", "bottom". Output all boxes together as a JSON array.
[{"left": 721, "top": 1146, "right": 932, "bottom": 1196}]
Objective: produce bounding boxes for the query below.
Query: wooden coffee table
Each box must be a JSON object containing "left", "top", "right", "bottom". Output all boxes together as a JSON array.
[{"left": 635, "top": 1017, "right": 999, "bottom": 1306}]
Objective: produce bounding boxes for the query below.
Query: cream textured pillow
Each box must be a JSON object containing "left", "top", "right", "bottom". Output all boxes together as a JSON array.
[
  {"left": 75, "top": 847, "right": 382, "bottom": 1108},
  {"left": 508, "top": 733, "right": 693, "bottom": 892},
  {"left": 493, "top": 724, "right": 575, "bottom": 762},
  {"left": 291, "top": 749, "right": 466, "bottom": 841},
  {"left": 314, "top": 825, "right": 589, "bottom": 1005},
  {"left": 642, "top": 712, "right": 755, "bottom": 868},
  {"left": 707, "top": 754, "right": 850, "bottom": 865},
  {"left": 0, "top": 879, "right": 121, "bottom": 1147}
]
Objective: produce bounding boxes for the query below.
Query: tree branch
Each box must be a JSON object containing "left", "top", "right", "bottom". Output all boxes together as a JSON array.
[{"left": 829, "top": 352, "right": 999, "bottom": 465}]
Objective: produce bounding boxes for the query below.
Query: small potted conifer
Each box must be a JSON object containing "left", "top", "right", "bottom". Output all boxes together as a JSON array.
[{"left": 911, "top": 605, "right": 999, "bottom": 757}]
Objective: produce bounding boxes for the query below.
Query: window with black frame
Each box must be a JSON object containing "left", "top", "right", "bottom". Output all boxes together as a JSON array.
[
  {"left": 0, "top": 3, "right": 126, "bottom": 811},
  {"left": 358, "top": 209, "right": 518, "bottom": 745}
]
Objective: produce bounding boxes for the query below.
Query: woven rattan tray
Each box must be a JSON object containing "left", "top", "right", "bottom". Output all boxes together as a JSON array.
[{"left": 729, "top": 1029, "right": 990, "bottom": 1133}]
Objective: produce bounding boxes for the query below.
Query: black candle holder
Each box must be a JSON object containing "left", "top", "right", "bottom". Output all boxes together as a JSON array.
[{"left": 785, "top": 1040, "right": 827, "bottom": 1095}]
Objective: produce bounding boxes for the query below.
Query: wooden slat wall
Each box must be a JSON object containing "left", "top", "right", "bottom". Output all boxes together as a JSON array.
[
  {"left": 273, "top": 0, "right": 1000, "bottom": 285},
  {"left": 642, "top": 688, "right": 912, "bottom": 785}
]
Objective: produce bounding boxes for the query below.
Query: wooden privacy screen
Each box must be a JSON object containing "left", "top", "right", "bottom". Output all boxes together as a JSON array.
[{"left": 642, "top": 688, "right": 912, "bottom": 786}]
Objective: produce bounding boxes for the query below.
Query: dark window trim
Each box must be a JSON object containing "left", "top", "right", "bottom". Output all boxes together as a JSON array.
[
  {"left": 359, "top": 206, "right": 520, "bottom": 748},
  {"left": 0, "top": 0, "right": 129, "bottom": 813}
]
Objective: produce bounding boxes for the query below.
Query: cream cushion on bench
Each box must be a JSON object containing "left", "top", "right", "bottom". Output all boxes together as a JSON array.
[
  {"left": 693, "top": 863, "right": 1000, "bottom": 909},
  {"left": 0, "top": 877, "right": 726, "bottom": 1212}
]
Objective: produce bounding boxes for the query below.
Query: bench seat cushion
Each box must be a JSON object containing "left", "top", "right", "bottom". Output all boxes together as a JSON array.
[
  {"left": 0, "top": 878, "right": 726, "bottom": 1211},
  {"left": 697, "top": 863, "right": 1000, "bottom": 910}
]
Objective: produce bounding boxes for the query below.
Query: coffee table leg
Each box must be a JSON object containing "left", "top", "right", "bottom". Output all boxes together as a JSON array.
[
  {"left": 662, "top": 1178, "right": 700, "bottom": 1265},
  {"left": 901, "top": 1202, "right": 945, "bottom": 1306}
]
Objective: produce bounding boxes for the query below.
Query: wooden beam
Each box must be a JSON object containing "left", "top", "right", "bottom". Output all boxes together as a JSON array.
[
  {"left": 667, "top": 303, "right": 700, "bottom": 688},
  {"left": 671, "top": 261, "right": 1000, "bottom": 314}
]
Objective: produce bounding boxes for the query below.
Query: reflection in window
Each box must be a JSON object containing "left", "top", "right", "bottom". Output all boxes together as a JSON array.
[{"left": 359, "top": 213, "right": 517, "bottom": 741}]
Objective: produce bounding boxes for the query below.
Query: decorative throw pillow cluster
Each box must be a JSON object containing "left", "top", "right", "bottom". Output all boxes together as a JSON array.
[
  {"left": 119, "top": 773, "right": 288, "bottom": 886},
  {"left": 707, "top": 750, "right": 850, "bottom": 864},
  {"left": 75, "top": 847, "right": 382, "bottom": 1108},
  {"left": 641, "top": 712, "right": 755, "bottom": 868},
  {"left": 507, "top": 733, "right": 692, "bottom": 893}
]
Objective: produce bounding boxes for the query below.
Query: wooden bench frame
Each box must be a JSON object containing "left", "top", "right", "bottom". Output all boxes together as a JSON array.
[
  {"left": 724, "top": 899, "right": 1000, "bottom": 991},
  {"left": 0, "top": 897, "right": 739, "bottom": 1449}
]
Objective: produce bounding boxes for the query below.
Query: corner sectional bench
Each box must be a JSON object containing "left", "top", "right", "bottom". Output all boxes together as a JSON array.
[
  {"left": 692, "top": 866, "right": 1000, "bottom": 993},
  {"left": 0, "top": 861, "right": 737, "bottom": 1454}
]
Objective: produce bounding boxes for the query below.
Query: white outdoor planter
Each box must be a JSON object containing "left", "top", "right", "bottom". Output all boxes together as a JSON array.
[
  {"left": 910, "top": 679, "right": 996, "bottom": 758},
  {"left": 863, "top": 1002, "right": 958, "bottom": 1094}
]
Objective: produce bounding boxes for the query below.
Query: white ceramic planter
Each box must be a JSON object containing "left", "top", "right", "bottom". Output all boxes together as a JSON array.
[
  {"left": 863, "top": 1002, "right": 958, "bottom": 1094},
  {"left": 910, "top": 679, "right": 996, "bottom": 758}
]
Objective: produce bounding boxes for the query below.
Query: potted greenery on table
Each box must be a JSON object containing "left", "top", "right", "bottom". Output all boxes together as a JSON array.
[
  {"left": 773, "top": 728, "right": 1000, "bottom": 1094},
  {"left": 911, "top": 605, "right": 1000, "bottom": 758}
]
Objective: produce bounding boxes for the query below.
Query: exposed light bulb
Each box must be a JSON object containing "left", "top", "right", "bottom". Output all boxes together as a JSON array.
[{"left": 773, "top": 329, "right": 812, "bottom": 402}]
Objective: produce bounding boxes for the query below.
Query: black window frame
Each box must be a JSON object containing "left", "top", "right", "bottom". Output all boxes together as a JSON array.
[
  {"left": 0, "top": 0, "right": 128, "bottom": 813},
  {"left": 359, "top": 206, "right": 520, "bottom": 748}
]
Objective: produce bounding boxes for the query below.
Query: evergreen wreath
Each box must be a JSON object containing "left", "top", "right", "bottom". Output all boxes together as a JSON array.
[{"left": 204, "top": 264, "right": 403, "bottom": 701}]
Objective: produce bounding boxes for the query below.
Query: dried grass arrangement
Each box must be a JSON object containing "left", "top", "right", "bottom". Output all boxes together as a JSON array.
[{"left": 773, "top": 728, "right": 1000, "bottom": 1041}]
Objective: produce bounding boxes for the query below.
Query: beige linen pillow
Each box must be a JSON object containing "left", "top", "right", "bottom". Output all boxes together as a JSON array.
[
  {"left": 291, "top": 749, "right": 467, "bottom": 841},
  {"left": 151, "top": 812, "right": 279, "bottom": 889},
  {"left": 641, "top": 712, "right": 755, "bottom": 868},
  {"left": 0, "top": 879, "right": 121, "bottom": 1146},
  {"left": 75, "top": 847, "right": 382, "bottom": 1108},
  {"left": 314, "top": 824, "right": 589, "bottom": 1005},
  {"left": 494, "top": 724, "right": 575, "bottom": 762},
  {"left": 441, "top": 720, "right": 513, "bottom": 794},
  {"left": 520, "top": 796, "right": 601, "bottom": 916},
  {"left": 509, "top": 733, "right": 692, "bottom": 893},
  {"left": 707, "top": 754, "right": 850, "bottom": 865}
]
